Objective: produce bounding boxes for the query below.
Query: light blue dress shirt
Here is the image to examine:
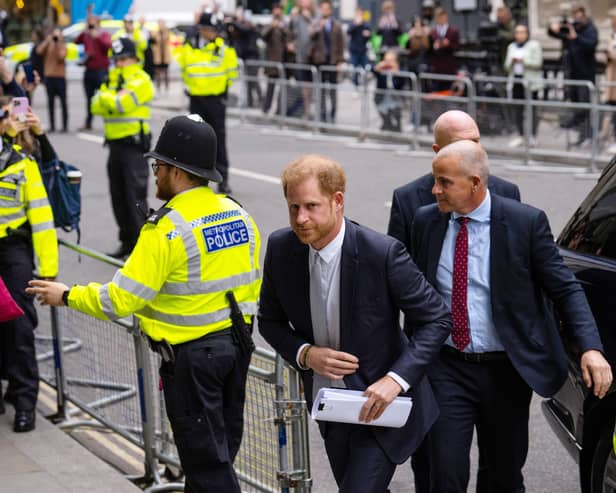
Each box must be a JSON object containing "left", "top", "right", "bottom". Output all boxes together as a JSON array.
[{"left": 436, "top": 191, "right": 504, "bottom": 353}]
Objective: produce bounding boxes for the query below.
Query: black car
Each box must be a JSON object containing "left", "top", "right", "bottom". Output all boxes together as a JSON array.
[{"left": 542, "top": 157, "right": 616, "bottom": 493}]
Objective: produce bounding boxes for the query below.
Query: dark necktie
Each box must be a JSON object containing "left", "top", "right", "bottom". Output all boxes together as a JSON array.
[{"left": 451, "top": 217, "right": 470, "bottom": 351}]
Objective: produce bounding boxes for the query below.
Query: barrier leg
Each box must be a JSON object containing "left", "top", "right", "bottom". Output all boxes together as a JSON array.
[{"left": 47, "top": 306, "right": 68, "bottom": 423}]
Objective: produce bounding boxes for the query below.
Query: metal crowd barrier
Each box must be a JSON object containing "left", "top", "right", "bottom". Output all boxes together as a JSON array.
[
  {"left": 35, "top": 238, "right": 312, "bottom": 493},
  {"left": 230, "top": 60, "right": 616, "bottom": 172}
]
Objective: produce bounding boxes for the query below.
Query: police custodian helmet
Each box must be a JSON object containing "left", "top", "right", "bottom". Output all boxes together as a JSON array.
[
  {"left": 111, "top": 37, "right": 137, "bottom": 60},
  {"left": 145, "top": 114, "right": 222, "bottom": 182}
]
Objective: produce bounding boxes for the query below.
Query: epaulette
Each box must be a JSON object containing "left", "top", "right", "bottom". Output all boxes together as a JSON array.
[
  {"left": 146, "top": 206, "right": 172, "bottom": 225},
  {"left": 224, "top": 194, "right": 244, "bottom": 208}
]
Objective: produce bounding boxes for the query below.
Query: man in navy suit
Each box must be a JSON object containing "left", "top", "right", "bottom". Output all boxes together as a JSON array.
[
  {"left": 411, "top": 140, "right": 612, "bottom": 493},
  {"left": 388, "top": 109, "right": 521, "bottom": 493},
  {"left": 258, "top": 154, "right": 452, "bottom": 492}
]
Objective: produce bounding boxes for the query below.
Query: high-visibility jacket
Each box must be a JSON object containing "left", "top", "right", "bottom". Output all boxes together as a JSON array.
[
  {"left": 0, "top": 144, "right": 58, "bottom": 278},
  {"left": 68, "top": 186, "right": 261, "bottom": 345},
  {"left": 111, "top": 28, "right": 148, "bottom": 65},
  {"left": 179, "top": 37, "right": 238, "bottom": 96},
  {"left": 91, "top": 63, "right": 154, "bottom": 141}
]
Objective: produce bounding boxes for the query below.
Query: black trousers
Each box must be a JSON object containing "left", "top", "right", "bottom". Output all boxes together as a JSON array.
[
  {"left": 318, "top": 421, "right": 396, "bottom": 492},
  {"left": 243, "top": 60, "right": 262, "bottom": 108},
  {"left": 106, "top": 141, "right": 149, "bottom": 249},
  {"left": 45, "top": 76, "right": 68, "bottom": 132},
  {"left": 319, "top": 68, "right": 338, "bottom": 122},
  {"left": 189, "top": 95, "right": 229, "bottom": 185},
  {"left": 0, "top": 235, "right": 39, "bottom": 411},
  {"left": 262, "top": 75, "right": 282, "bottom": 115},
  {"left": 427, "top": 350, "right": 532, "bottom": 493},
  {"left": 83, "top": 69, "right": 107, "bottom": 127},
  {"left": 569, "top": 84, "right": 592, "bottom": 139},
  {"left": 512, "top": 83, "right": 539, "bottom": 137},
  {"left": 160, "top": 330, "right": 250, "bottom": 493}
]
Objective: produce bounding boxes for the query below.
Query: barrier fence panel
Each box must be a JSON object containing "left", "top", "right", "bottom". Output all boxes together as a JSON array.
[{"left": 35, "top": 239, "right": 312, "bottom": 493}]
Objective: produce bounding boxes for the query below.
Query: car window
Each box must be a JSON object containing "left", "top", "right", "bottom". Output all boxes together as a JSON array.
[{"left": 560, "top": 169, "right": 616, "bottom": 259}]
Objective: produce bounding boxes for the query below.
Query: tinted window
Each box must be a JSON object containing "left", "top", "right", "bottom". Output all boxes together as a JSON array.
[{"left": 560, "top": 167, "right": 616, "bottom": 259}]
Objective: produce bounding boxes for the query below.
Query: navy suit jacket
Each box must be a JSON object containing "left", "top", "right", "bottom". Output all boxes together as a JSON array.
[
  {"left": 388, "top": 172, "right": 521, "bottom": 253},
  {"left": 258, "top": 219, "right": 452, "bottom": 464},
  {"left": 411, "top": 194, "right": 603, "bottom": 397}
]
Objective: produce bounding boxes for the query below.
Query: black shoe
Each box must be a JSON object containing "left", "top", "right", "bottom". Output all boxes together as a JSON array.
[
  {"left": 217, "top": 182, "right": 232, "bottom": 194},
  {"left": 14, "top": 410, "right": 35, "bottom": 432},
  {"left": 106, "top": 245, "right": 132, "bottom": 259}
]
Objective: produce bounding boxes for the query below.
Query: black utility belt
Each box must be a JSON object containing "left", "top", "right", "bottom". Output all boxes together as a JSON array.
[
  {"left": 441, "top": 345, "right": 508, "bottom": 364},
  {"left": 107, "top": 135, "right": 148, "bottom": 146},
  {"left": 148, "top": 328, "right": 233, "bottom": 364}
]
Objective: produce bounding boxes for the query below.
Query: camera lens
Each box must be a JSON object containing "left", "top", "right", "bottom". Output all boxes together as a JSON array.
[{"left": 88, "top": 24, "right": 95, "bottom": 29}]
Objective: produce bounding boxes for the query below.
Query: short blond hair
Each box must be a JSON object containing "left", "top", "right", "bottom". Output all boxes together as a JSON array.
[{"left": 281, "top": 154, "right": 346, "bottom": 197}]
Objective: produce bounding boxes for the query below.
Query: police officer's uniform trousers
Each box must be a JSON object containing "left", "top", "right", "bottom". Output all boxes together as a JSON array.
[
  {"left": 66, "top": 186, "right": 261, "bottom": 492},
  {"left": 188, "top": 96, "right": 229, "bottom": 185},
  {"left": 107, "top": 140, "right": 149, "bottom": 250},
  {"left": 160, "top": 329, "right": 250, "bottom": 492},
  {"left": 0, "top": 146, "right": 58, "bottom": 411},
  {"left": 0, "top": 234, "right": 39, "bottom": 410}
]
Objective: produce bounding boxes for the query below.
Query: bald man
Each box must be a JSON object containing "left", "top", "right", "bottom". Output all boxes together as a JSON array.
[
  {"left": 411, "top": 140, "right": 611, "bottom": 493},
  {"left": 387, "top": 110, "right": 520, "bottom": 255}
]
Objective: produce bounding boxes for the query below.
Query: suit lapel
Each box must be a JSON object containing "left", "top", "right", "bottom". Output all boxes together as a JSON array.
[
  {"left": 290, "top": 236, "right": 313, "bottom": 341},
  {"left": 426, "top": 213, "right": 449, "bottom": 285},
  {"left": 489, "top": 194, "right": 507, "bottom": 304},
  {"left": 340, "top": 218, "right": 358, "bottom": 351}
]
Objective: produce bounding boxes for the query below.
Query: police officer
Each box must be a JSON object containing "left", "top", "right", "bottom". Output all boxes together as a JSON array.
[
  {"left": 27, "top": 115, "right": 261, "bottom": 492},
  {"left": 0, "top": 106, "right": 58, "bottom": 432},
  {"left": 180, "top": 12, "right": 238, "bottom": 194},
  {"left": 92, "top": 37, "right": 154, "bottom": 259}
]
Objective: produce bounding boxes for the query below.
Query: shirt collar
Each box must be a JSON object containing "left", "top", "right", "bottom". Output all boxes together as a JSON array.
[
  {"left": 452, "top": 189, "right": 491, "bottom": 223},
  {"left": 309, "top": 219, "right": 346, "bottom": 265}
]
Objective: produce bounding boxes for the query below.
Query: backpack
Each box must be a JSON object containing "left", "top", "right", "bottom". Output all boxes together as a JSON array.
[{"left": 40, "top": 158, "right": 81, "bottom": 241}]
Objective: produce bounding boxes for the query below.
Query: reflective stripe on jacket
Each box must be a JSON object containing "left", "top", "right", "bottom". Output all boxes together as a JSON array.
[
  {"left": 90, "top": 63, "right": 154, "bottom": 140},
  {"left": 179, "top": 37, "right": 238, "bottom": 96},
  {"left": 0, "top": 145, "right": 58, "bottom": 277},
  {"left": 68, "top": 186, "right": 261, "bottom": 344}
]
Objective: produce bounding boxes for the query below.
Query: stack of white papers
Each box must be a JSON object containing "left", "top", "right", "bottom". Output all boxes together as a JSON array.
[{"left": 311, "top": 388, "right": 413, "bottom": 428}]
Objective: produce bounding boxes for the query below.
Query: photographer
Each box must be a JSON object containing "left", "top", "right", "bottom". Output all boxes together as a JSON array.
[
  {"left": 35, "top": 28, "right": 67, "bottom": 133},
  {"left": 548, "top": 4, "right": 598, "bottom": 146},
  {"left": 75, "top": 15, "right": 111, "bottom": 131}
]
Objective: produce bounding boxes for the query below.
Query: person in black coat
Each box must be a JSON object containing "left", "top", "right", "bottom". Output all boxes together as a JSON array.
[{"left": 548, "top": 4, "right": 598, "bottom": 144}]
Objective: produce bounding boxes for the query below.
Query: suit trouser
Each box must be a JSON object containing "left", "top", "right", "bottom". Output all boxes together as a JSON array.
[
  {"left": 318, "top": 421, "right": 396, "bottom": 493},
  {"left": 107, "top": 141, "right": 149, "bottom": 250},
  {"left": 189, "top": 95, "right": 229, "bottom": 185},
  {"left": 0, "top": 235, "right": 39, "bottom": 411},
  {"left": 427, "top": 349, "right": 532, "bottom": 493},
  {"left": 83, "top": 69, "right": 107, "bottom": 127},
  {"left": 45, "top": 76, "right": 68, "bottom": 132},
  {"left": 159, "top": 330, "right": 250, "bottom": 493}
]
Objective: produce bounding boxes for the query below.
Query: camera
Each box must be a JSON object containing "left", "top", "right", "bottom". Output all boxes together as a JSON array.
[
  {"left": 52, "top": 35, "right": 59, "bottom": 42},
  {"left": 477, "top": 22, "right": 501, "bottom": 45},
  {"left": 88, "top": 23, "right": 95, "bottom": 30}
]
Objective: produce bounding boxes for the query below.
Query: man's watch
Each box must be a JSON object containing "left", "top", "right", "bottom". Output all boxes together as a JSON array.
[{"left": 62, "top": 289, "right": 70, "bottom": 307}]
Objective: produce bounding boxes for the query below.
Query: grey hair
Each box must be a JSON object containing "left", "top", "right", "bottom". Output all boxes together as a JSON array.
[{"left": 434, "top": 139, "right": 489, "bottom": 183}]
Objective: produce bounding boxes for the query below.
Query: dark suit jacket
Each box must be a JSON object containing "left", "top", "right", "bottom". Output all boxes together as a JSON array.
[
  {"left": 258, "top": 219, "right": 452, "bottom": 464},
  {"left": 411, "top": 194, "right": 603, "bottom": 397},
  {"left": 387, "top": 173, "right": 521, "bottom": 253},
  {"left": 430, "top": 26, "right": 460, "bottom": 75}
]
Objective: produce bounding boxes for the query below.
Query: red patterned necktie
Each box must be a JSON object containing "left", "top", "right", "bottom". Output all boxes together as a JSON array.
[{"left": 451, "top": 217, "right": 470, "bottom": 351}]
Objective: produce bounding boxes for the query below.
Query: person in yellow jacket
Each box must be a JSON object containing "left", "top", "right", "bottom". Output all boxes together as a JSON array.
[
  {"left": 112, "top": 14, "right": 148, "bottom": 66},
  {"left": 92, "top": 37, "right": 154, "bottom": 259},
  {"left": 179, "top": 12, "right": 238, "bottom": 194},
  {"left": 0, "top": 103, "right": 58, "bottom": 433},
  {"left": 28, "top": 114, "right": 261, "bottom": 493}
]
